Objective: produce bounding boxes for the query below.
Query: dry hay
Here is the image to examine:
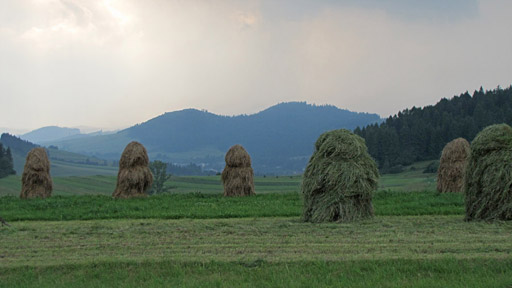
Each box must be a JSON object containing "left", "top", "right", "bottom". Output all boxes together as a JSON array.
[
  {"left": 437, "top": 138, "right": 470, "bottom": 193},
  {"left": 221, "top": 145, "right": 255, "bottom": 196},
  {"left": 113, "top": 141, "right": 153, "bottom": 198},
  {"left": 464, "top": 124, "right": 512, "bottom": 221},
  {"left": 302, "top": 129, "right": 379, "bottom": 223},
  {"left": 20, "top": 147, "right": 52, "bottom": 199}
]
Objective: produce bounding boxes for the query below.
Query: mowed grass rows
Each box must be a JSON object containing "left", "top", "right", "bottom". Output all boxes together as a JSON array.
[
  {"left": 1, "top": 216, "right": 512, "bottom": 287},
  {"left": 3, "top": 216, "right": 511, "bottom": 267},
  {"left": 1, "top": 169, "right": 511, "bottom": 287},
  {"left": 3, "top": 259, "right": 512, "bottom": 288}
]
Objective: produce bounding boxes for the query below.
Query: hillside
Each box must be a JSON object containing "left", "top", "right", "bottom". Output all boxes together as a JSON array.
[
  {"left": 21, "top": 126, "right": 80, "bottom": 144},
  {"left": 355, "top": 86, "right": 512, "bottom": 171},
  {"left": 0, "top": 133, "right": 117, "bottom": 176},
  {"left": 48, "top": 102, "right": 381, "bottom": 174}
]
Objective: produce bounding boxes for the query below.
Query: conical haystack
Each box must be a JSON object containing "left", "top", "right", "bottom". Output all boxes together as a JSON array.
[
  {"left": 113, "top": 142, "right": 153, "bottom": 198},
  {"left": 437, "top": 138, "right": 470, "bottom": 193},
  {"left": 221, "top": 145, "right": 255, "bottom": 196},
  {"left": 20, "top": 147, "right": 52, "bottom": 199},
  {"left": 464, "top": 124, "right": 512, "bottom": 221},
  {"left": 302, "top": 129, "right": 379, "bottom": 222}
]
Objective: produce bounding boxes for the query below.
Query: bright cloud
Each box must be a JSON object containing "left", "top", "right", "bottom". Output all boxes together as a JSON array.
[{"left": 0, "top": 0, "right": 511, "bottom": 132}]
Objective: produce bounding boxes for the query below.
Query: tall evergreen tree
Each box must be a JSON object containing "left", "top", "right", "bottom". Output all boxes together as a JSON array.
[{"left": 0, "top": 143, "right": 15, "bottom": 178}]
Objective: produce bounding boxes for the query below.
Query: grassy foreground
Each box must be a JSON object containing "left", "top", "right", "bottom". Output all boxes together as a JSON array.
[
  {"left": 2, "top": 259, "right": 511, "bottom": 288},
  {"left": 1, "top": 216, "right": 511, "bottom": 287},
  {"left": 1, "top": 164, "right": 508, "bottom": 287},
  {"left": 0, "top": 191, "right": 463, "bottom": 221}
]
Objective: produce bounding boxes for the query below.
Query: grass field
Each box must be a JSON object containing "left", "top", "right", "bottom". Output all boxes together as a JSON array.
[
  {"left": 1, "top": 163, "right": 511, "bottom": 287},
  {"left": 0, "top": 191, "right": 463, "bottom": 221},
  {"left": 0, "top": 162, "right": 435, "bottom": 197},
  {"left": 1, "top": 216, "right": 511, "bottom": 287},
  {"left": 0, "top": 174, "right": 303, "bottom": 196},
  {"left": 2, "top": 259, "right": 511, "bottom": 288}
]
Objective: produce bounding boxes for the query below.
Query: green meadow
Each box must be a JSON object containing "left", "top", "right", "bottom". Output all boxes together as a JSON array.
[{"left": 1, "top": 162, "right": 511, "bottom": 287}]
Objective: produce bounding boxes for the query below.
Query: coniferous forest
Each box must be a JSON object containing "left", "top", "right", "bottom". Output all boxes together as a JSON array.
[
  {"left": 0, "top": 143, "right": 15, "bottom": 178},
  {"left": 354, "top": 86, "right": 512, "bottom": 172}
]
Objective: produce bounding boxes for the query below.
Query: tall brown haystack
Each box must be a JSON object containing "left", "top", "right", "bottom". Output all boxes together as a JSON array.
[
  {"left": 20, "top": 147, "right": 52, "bottom": 199},
  {"left": 221, "top": 145, "right": 255, "bottom": 197},
  {"left": 437, "top": 138, "right": 470, "bottom": 193},
  {"left": 113, "top": 142, "right": 153, "bottom": 198}
]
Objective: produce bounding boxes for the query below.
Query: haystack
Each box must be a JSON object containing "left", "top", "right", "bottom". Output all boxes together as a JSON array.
[
  {"left": 20, "top": 147, "right": 52, "bottom": 199},
  {"left": 437, "top": 138, "right": 470, "bottom": 193},
  {"left": 221, "top": 145, "right": 255, "bottom": 196},
  {"left": 113, "top": 141, "right": 153, "bottom": 198},
  {"left": 302, "top": 129, "right": 379, "bottom": 222},
  {"left": 464, "top": 124, "right": 512, "bottom": 221}
]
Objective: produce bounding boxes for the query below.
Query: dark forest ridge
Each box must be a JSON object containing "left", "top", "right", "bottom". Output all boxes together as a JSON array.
[{"left": 356, "top": 85, "right": 512, "bottom": 172}]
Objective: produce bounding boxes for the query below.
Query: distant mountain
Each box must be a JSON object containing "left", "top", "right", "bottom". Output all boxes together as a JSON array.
[
  {"left": 48, "top": 102, "right": 381, "bottom": 174},
  {"left": 21, "top": 126, "right": 80, "bottom": 144},
  {"left": 39, "top": 129, "right": 118, "bottom": 144}
]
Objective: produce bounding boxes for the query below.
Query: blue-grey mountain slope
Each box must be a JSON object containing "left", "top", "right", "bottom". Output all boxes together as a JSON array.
[
  {"left": 20, "top": 126, "right": 81, "bottom": 144},
  {"left": 49, "top": 102, "right": 381, "bottom": 174}
]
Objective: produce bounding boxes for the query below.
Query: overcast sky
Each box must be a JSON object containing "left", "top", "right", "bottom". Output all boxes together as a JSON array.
[{"left": 1, "top": 0, "right": 511, "bottom": 133}]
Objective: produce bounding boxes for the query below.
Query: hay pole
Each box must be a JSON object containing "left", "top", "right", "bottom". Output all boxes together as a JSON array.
[
  {"left": 464, "top": 123, "right": 512, "bottom": 221},
  {"left": 20, "top": 147, "right": 53, "bottom": 199},
  {"left": 113, "top": 141, "right": 153, "bottom": 198},
  {"left": 221, "top": 144, "right": 255, "bottom": 197},
  {"left": 436, "top": 138, "right": 470, "bottom": 193},
  {"left": 302, "top": 129, "right": 379, "bottom": 223}
]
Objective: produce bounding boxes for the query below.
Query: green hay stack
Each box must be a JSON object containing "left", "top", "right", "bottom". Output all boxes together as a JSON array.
[
  {"left": 464, "top": 124, "right": 512, "bottom": 221},
  {"left": 20, "top": 147, "right": 53, "bottom": 199},
  {"left": 221, "top": 145, "right": 255, "bottom": 197},
  {"left": 302, "top": 129, "right": 379, "bottom": 222},
  {"left": 437, "top": 138, "right": 470, "bottom": 193},
  {"left": 113, "top": 142, "right": 153, "bottom": 198}
]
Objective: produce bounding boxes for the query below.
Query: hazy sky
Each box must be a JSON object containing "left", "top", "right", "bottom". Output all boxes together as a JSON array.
[{"left": 1, "top": 0, "right": 511, "bottom": 133}]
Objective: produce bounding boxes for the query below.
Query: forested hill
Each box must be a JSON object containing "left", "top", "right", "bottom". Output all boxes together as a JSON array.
[
  {"left": 48, "top": 102, "right": 381, "bottom": 174},
  {"left": 0, "top": 133, "right": 38, "bottom": 156},
  {"left": 355, "top": 86, "right": 512, "bottom": 171}
]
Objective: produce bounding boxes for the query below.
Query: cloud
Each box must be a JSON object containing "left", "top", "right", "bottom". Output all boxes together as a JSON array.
[
  {"left": 10, "top": 0, "right": 141, "bottom": 50},
  {"left": 0, "top": 0, "right": 510, "bottom": 131},
  {"left": 235, "top": 11, "right": 259, "bottom": 29},
  {"left": 259, "top": 0, "right": 479, "bottom": 22}
]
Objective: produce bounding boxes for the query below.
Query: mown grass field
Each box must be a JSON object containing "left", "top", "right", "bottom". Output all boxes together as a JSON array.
[
  {"left": 0, "top": 160, "right": 435, "bottom": 197},
  {"left": 1, "top": 163, "right": 511, "bottom": 287},
  {"left": 1, "top": 216, "right": 511, "bottom": 287}
]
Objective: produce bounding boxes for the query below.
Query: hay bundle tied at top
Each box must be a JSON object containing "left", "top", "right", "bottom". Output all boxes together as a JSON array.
[
  {"left": 437, "top": 138, "right": 470, "bottom": 193},
  {"left": 113, "top": 141, "right": 153, "bottom": 198},
  {"left": 20, "top": 147, "right": 53, "bottom": 199},
  {"left": 302, "top": 129, "right": 379, "bottom": 223},
  {"left": 221, "top": 144, "right": 255, "bottom": 196},
  {"left": 464, "top": 124, "right": 512, "bottom": 221}
]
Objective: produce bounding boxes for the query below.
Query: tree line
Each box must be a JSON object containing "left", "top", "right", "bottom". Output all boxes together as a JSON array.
[
  {"left": 0, "top": 143, "right": 15, "bottom": 178},
  {"left": 0, "top": 133, "right": 37, "bottom": 156},
  {"left": 354, "top": 86, "right": 512, "bottom": 172}
]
